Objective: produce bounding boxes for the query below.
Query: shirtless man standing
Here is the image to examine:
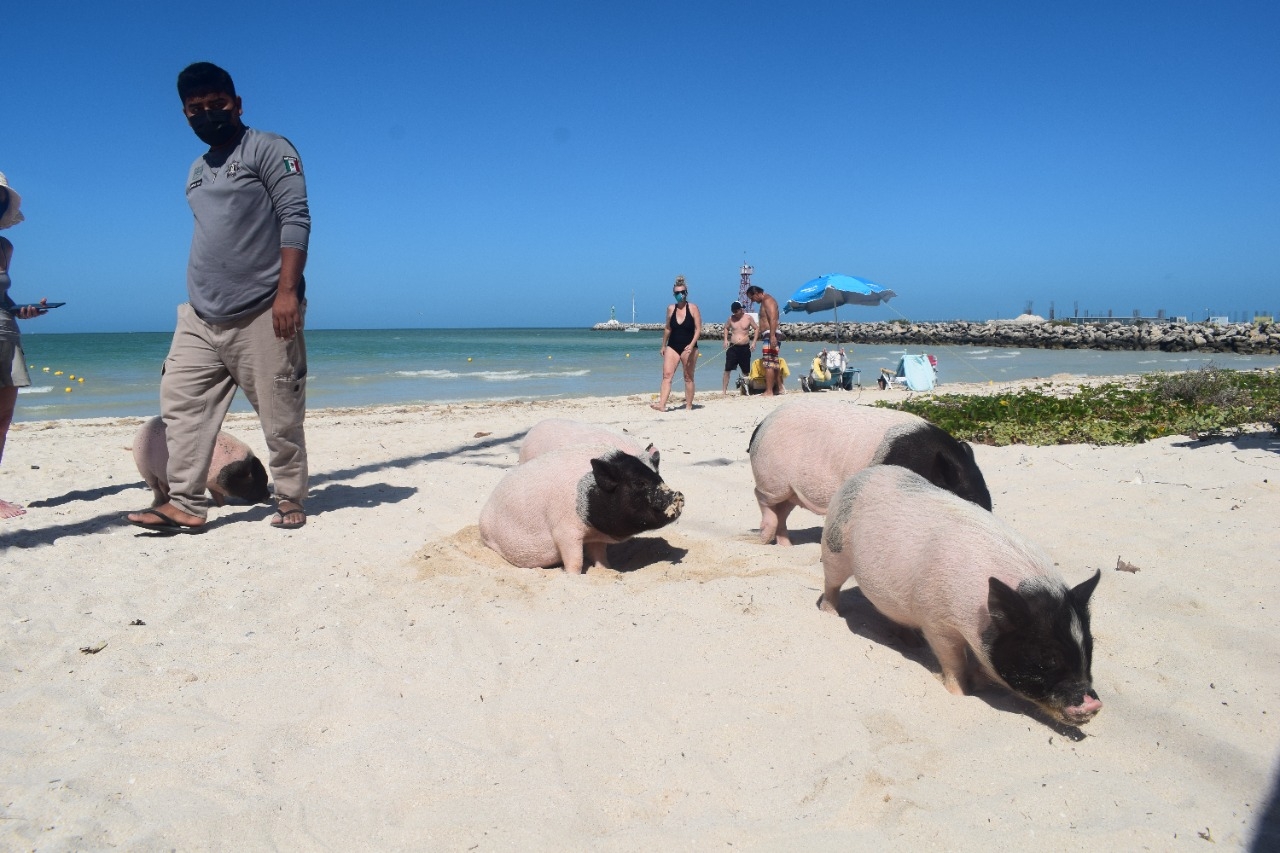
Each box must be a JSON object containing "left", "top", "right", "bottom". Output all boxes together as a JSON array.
[
  {"left": 721, "top": 301, "right": 757, "bottom": 395},
  {"left": 746, "top": 285, "right": 783, "bottom": 396}
]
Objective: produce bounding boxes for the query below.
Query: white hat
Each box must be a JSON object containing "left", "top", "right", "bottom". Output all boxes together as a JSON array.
[{"left": 0, "top": 172, "right": 25, "bottom": 229}]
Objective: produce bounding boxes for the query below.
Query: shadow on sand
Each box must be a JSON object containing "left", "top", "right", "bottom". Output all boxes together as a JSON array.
[
  {"left": 1251, "top": 762, "right": 1280, "bottom": 851},
  {"left": 5, "top": 430, "right": 527, "bottom": 546},
  {"left": 1173, "top": 430, "right": 1280, "bottom": 455},
  {"left": 826, "top": 585, "right": 1088, "bottom": 739},
  {"left": 604, "top": 536, "right": 690, "bottom": 573}
]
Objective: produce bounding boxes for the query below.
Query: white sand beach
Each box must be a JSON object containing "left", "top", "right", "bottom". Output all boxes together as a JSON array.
[{"left": 2, "top": 381, "right": 1278, "bottom": 850}]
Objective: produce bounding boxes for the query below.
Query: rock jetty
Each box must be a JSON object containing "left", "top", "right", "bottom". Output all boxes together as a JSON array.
[{"left": 592, "top": 319, "right": 1280, "bottom": 354}]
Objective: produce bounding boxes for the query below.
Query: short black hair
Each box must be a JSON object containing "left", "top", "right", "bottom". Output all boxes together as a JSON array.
[
  {"left": 177, "top": 62, "right": 236, "bottom": 102},
  {"left": 746, "top": 285, "right": 763, "bottom": 296}
]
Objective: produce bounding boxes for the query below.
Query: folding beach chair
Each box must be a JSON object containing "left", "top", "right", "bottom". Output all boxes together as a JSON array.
[{"left": 877, "top": 354, "right": 937, "bottom": 391}]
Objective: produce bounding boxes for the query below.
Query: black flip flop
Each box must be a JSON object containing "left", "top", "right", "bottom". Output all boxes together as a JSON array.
[
  {"left": 271, "top": 502, "right": 306, "bottom": 530},
  {"left": 127, "top": 509, "right": 206, "bottom": 535}
]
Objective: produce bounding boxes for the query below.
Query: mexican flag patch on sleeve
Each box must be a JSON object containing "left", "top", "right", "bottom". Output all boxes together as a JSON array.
[{"left": 282, "top": 155, "right": 302, "bottom": 175}]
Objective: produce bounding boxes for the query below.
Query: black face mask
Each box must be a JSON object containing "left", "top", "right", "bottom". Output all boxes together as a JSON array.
[{"left": 188, "top": 109, "right": 239, "bottom": 147}]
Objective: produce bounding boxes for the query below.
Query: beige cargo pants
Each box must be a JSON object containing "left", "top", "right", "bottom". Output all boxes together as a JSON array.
[{"left": 159, "top": 302, "right": 307, "bottom": 519}]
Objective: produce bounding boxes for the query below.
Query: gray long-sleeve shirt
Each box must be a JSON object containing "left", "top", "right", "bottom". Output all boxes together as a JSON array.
[{"left": 185, "top": 127, "right": 310, "bottom": 324}]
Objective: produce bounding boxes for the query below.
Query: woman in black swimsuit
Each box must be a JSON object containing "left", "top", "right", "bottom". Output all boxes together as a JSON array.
[{"left": 652, "top": 275, "right": 702, "bottom": 411}]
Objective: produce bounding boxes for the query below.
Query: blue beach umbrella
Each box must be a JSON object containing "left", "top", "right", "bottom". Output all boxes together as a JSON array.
[{"left": 783, "top": 273, "right": 896, "bottom": 341}]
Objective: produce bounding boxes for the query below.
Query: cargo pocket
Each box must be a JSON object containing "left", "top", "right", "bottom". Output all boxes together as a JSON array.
[{"left": 270, "top": 370, "right": 307, "bottom": 438}]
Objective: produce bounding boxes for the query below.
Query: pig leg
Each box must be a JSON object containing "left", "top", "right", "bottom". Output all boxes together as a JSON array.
[
  {"left": 819, "top": 588, "right": 842, "bottom": 615},
  {"left": 820, "top": 573, "right": 848, "bottom": 614},
  {"left": 584, "top": 541, "right": 611, "bottom": 571},
  {"left": 554, "top": 530, "right": 587, "bottom": 574},
  {"left": 921, "top": 627, "right": 972, "bottom": 695},
  {"left": 772, "top": 502, "right": 796, "bottom": 546},
  {"left": 757, "top": 490, "right": 795, "bottom": 545}
]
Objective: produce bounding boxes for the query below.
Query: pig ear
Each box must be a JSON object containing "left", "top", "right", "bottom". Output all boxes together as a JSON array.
[
  {"left": 987, "top": 577, "right": 1029, "bottom": 629},
  {"left": 645, "top": 443, "right": 660, "bottom": 470},
  {"left": 931, "top": 452, "right": 960, "bottom": 492},
  {"left": 1070, "top": 569, "right": 1102, "bottom": 609},
  {"left": 961, "top": 441, "right": 976, "bottom": 461},
  {"left": 590, "top": 457, "right": 621, "bottom": 492}
]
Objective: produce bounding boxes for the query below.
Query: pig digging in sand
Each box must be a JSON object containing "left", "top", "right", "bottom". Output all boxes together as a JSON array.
[
  {"left": 518, "top": 418, "right": 660, "bottom": 470},
  {"left": 480, "top": 446, "right": 684, "bottom": 573},
  {"left": 748, "top": 398, "right": 991, "bottom": 545},
  {"left": 821, "top": 465, "right": 1102, "bottom": 727},
  {"left": 133, "top": 416, "right": 269, "bottom": 508}
]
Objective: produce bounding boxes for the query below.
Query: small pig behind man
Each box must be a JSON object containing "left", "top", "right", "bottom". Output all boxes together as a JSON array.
[
  {"left": 749, "top": 398, "right": 991, "bottom": 545},
  {"left": 821, "top": 465, "right": 1101, "bottom": 726},
  {"left": 518, "top": 418, "right": 660, "bottom": 471},
  {"left": 133, "top": 416, "right": 270, "bottom": 507},
  {"left": 480, "top": 445, "right": 683, "bottom": 574}
]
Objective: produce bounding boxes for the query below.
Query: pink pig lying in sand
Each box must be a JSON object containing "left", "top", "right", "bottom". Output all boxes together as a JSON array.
[
  {"left": 480, "top": 445, "right": 683, "bottom": 574},
  {"left": 518, "top": 418, "right": 659, "bottom": 470},
  {"left": 821, "top": 465, "right": 1102, "bottom": 726},
  {"left": 748, "top": 398, "right": 991, "bottom": 545},
  {"left": 132, "top": 416, "right": 270, "bottom": 507}
]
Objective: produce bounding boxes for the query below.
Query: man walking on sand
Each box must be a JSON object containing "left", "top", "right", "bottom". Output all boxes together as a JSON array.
[
  {"left": 127, "top": 62, "right": 311, "bottom": 534},
  {"left": 746, "top": 285, "right": 783, "bottom": 396},
  {"left": 722, "top": 301, "right": 757, "bottom": 395}
]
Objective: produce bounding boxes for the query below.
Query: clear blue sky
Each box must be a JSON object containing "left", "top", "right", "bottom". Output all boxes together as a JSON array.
[{"left": 6, "top": 1, "right": 1278, "bottom": 332}]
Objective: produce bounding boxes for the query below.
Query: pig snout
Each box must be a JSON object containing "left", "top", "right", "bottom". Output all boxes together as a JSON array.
[
  {"left": 1060, "top": 690, "right": 1102, "bottom": 725},
  {"left": 663, "top": 488, "right": 684, "bottom": 520}
]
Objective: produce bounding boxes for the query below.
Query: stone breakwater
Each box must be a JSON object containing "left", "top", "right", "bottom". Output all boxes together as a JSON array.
[{"left": 593, "top": 320, "right": 1280, "bottom": 354}]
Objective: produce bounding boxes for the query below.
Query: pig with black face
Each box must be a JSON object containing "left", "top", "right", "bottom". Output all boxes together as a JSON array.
[
  {"left": 748, "top": 398, "right": 991, "bottom": 545},
  {"left": 480, "top": 446, "right": 684, "bottom": 573},
  {"left": 821, "top": 465, "right": 1102, "bottom": 726}
]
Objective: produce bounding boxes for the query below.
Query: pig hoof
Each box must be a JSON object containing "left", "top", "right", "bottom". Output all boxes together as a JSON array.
[{"left": 819, "top": 597, "right": 842, "bottom": 615}]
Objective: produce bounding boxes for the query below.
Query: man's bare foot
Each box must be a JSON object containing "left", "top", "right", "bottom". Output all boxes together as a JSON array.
[
  {"left": 271, "top": 500, "right": 306, "bottom": 530},
  {"left": 763, "top": 392, "right": 775, "bottom": 397},
  {"left": 0, "top": 498, "right": 27, "bottom": 519},
  {"left": 127, "top": 502, "right": 204, "bottom": 527},
  {"left": 650, "top": 403, "right": 665, "bottom": 411},
  {"left": 126, "top": 503, "right": 206, "bottom": 534}
]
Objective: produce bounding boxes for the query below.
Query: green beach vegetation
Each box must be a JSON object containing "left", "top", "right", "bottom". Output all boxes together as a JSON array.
[{"left": 881, "top": 366, "right": 1280, "bottom": 446}]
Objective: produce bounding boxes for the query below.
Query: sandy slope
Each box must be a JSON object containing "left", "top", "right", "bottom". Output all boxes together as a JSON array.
[{"left": 2, "top": 383, "right": 1277, "bottom": 850}]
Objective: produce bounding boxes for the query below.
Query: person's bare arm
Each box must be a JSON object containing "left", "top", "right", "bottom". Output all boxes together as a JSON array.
[
  {"left": 272, "top": 247, "right": 306, "bottom": 339},
  {"left": 764, "top": 298, "right": 780, "bottom": 343},
  {"left": 688, "top": 304, "right": 702, "bottom": 354}
]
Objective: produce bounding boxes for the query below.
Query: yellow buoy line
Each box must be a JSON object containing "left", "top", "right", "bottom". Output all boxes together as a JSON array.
[{"left": 32, "top": 364, "right": 86, "bottom": 392}]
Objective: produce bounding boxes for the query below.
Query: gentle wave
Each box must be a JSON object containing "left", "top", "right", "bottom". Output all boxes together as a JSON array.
[
  {"left": 394, "top": 369, "right": 458, "bottom": 378},
  {"left": 18, "top": 385, "right": 55, "bottom": 395},
  {"left": 394, "top": 368, "right": 591, "bottom": 381}
]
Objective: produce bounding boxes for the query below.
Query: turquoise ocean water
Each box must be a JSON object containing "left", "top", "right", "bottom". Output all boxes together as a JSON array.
[{"left": 15, "top": 327, "right": 1280, "bottom": 422}]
